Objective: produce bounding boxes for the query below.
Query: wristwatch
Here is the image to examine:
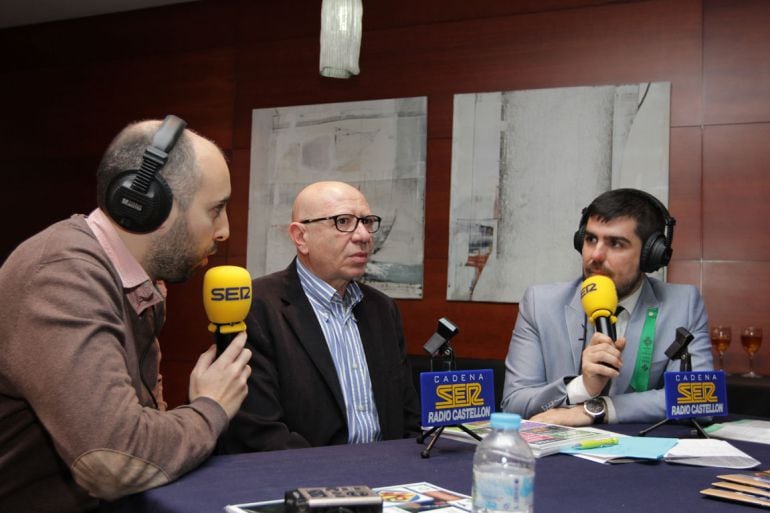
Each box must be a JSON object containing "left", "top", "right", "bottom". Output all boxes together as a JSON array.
[{"left": 583, "top": 397, "right": 607, "bottom": 424}]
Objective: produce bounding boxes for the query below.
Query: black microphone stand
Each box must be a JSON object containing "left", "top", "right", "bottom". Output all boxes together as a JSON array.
[
  {"left": 417, "top": 340, "right": 483, "bottom": 458},
  {"left": 639, "top": 328, "right": 710, "bottom": 438}
]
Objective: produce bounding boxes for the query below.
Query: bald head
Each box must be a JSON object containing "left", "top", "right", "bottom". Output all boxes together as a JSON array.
[{"left": 292, "top": 181, "right": 368, "bottom": 222}]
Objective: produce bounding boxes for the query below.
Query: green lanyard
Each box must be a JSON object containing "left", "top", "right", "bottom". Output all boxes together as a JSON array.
[{"left": 629, "top": 308, "right": 658, "bottom": 392}]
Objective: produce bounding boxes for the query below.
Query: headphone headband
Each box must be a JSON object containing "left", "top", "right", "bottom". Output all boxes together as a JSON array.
[{"left": 132, "top": 115, "right": 187, "bottom": 194}]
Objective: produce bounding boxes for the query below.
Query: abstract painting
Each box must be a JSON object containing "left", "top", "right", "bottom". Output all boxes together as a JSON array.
[{"left": 448, "top": 82, "right": 670, "bottom": 302}]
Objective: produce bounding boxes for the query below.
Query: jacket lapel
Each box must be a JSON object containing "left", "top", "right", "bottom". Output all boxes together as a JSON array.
[
  {"left": 567, "top": 281, "right": 587, "bottom": 371},
  {"left": 615, "top": 278, "right": 660, "bottom": 392},
  {"left": 281, "top": 263, "right": 347, "bottom": 415}
]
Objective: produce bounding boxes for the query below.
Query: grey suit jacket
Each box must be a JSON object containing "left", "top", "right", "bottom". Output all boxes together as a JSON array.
[{"left": 501, "top": 276, "right": 713, "bottom": 422}]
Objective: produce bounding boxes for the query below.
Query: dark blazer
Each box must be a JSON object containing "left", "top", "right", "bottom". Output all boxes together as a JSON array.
[{"left": 219, "top": 260, "right": 421, "bottom": 453}]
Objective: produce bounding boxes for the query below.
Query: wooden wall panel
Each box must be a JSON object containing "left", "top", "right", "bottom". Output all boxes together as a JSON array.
[
  {"left": 3, "top": 49, "right": 236, "bottom": 160},
  {"left": 703, "top": 124, "right": 770, "bottom": 261},
  {"left": 704, "top": 0, "right": 770, "bottom": 124},
  {"left": 233, "top": 0, "right": 634, "bottom": 46},
  {"left": 669, "top": 127, "right": 703, "bottom": 261},
  {"left": 3, "top": 156, "right": 98, "bottom": 262}
]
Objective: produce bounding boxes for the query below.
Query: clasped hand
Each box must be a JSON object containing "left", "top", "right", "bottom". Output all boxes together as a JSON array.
[
  {"left": 189, "top": 332, "right": 252, "bottom": 419},
  {"left": 581, "top": 332, "right": 626, "bottom": 397}
]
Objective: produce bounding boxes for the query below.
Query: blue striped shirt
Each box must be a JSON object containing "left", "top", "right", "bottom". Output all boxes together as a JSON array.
[{"left": 296, "top": 259, "right": 382, "bottom": 443}]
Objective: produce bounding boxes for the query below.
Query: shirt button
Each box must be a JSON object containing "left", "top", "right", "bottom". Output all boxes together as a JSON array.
[{"left": 357, "top": 405, "right": 365, "bottom": 412}]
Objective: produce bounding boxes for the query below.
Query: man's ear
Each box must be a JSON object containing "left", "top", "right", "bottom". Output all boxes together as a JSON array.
[{"left": 288, "top": 222, "right": 309, "bottom": 255}]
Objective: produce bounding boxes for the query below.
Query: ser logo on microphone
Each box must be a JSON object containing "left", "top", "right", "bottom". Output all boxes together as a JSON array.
[
  {"left": 580, "top": 282, "right": 597, "bottom": 298},
  {"left": 209, "top": 286, "right": 251, "bottom": 301}
]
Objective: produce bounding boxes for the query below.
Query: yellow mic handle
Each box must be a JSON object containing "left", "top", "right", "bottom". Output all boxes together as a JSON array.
[{"left": 218, "top": 321, "right": 247, "bottom": 334}]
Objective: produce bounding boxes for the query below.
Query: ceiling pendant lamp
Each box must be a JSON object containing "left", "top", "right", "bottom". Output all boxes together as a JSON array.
[{"left": 319, "top": 0, "right": 363, "bottom": 78}]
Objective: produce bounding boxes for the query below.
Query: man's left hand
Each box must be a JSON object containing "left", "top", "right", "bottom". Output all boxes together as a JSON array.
[{"left": 529, "top": 406, "right": 593, "bottom": 427}]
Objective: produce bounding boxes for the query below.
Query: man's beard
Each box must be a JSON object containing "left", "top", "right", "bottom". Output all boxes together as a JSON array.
[
  {"left": 614, "top": 271, "right": 644, "bottom": 299},
  {"left": 146, "top": 215, "right": 212, "bottom": 284}
]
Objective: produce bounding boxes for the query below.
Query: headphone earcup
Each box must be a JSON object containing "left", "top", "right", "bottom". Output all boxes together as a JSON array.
[
  {"left": 573, "top": 227, "right": 584, "bottom": 254},
  {"left": 105, "top": 170, "right": 173, "bottom": 233},
  {"left": 574, "top": 207, "right": 589, "bottom": 254},
  {"left": 640, "top": 232, "right": 671, "bottom": 273}
]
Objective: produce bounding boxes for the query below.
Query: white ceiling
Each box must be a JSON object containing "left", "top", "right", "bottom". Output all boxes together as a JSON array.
[{"left": 0, "top": 0, "right": 200, "bottom": 29}]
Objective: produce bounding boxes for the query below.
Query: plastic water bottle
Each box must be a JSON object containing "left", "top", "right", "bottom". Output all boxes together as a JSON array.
[{"left": 471, "top": 412, "right": 535, "bottom": 513}]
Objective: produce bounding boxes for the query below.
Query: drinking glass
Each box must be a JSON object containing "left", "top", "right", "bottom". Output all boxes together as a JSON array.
[
  {"left": 741, "top": 326, "right": 763, "bottom": 378},
  {"left": 710, "top": 325, "right": 731, "bottom": 373}
]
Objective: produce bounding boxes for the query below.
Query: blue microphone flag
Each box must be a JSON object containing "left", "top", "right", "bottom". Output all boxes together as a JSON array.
[
  {"left": 664, "top": 370, "right": 728, "bottom": 419},
  {"left": 420, "top": 369, "right": 495, "bottom": 427}
]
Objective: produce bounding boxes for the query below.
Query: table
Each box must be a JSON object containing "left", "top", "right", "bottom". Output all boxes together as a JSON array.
[{"left": 102, "top": 420, "right": 769, "bottom": 513}]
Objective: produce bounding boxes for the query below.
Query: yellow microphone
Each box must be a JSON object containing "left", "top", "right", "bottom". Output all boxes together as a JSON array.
[
  {"left": 203, "top": 265, "right": 252, "bottom": 355},
  {"left": 580, "top": 275, "right": 618, "bottom": 341}
]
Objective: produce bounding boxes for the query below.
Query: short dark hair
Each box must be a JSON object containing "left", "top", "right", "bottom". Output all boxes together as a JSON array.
[
  {"left": 583, "top": 188, "right": 667, "bottom": 243},
  {"left": 95, "top": 120, "right": 200, "bottom": 213}
]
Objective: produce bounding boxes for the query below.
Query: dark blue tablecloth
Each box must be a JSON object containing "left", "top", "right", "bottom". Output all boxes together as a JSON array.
[{"left": 101, "top": 421, "right": 769, "bottom": 513}]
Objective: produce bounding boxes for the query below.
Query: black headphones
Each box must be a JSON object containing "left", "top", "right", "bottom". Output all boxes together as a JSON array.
[
  {"left": 105, "top": 115, "right": 187, "bottom": 233},
  {"left": 573, "top": 188, "right": 676, "bottom": 273}
]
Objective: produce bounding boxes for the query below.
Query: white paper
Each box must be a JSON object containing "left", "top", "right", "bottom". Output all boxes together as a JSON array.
[
  {"left": 705, "top": 420, "right": 770, "bottom": 444},
  {"left": 664, "top": 439, "right": 760, "bottom": 469}
]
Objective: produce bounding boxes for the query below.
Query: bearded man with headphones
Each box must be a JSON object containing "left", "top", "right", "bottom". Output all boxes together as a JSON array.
[
  {"left": 0, "top": 116, "right": 252, "bottom": 512},
  {"left": 501, "top": 188, "right": 713, "bottom": 426}
]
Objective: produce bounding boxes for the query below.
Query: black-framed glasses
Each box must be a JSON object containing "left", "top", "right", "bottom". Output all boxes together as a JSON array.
[{"left": 300, "top": 214, "right": 382, "bottom": 233}]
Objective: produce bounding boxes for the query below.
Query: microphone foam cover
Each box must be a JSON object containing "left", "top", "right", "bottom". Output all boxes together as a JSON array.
[
  {"left": 203, "top": 265, "right": 252, "bottom": 333},
  {"left": 580, "top": 275, "right": 618, "bottom": 324}
]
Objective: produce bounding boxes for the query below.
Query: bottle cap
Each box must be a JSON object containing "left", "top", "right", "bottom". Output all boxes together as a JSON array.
[{"left": 489, "top": 412, "right": 521, "bottom": 430}]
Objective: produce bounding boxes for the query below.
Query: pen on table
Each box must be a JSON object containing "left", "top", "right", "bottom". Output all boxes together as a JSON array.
[{"left": 574, "top": 437, "right": 619, "bottom": 450}]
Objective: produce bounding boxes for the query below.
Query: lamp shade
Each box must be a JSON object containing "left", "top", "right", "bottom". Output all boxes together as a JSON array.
[{"left": 319, "top": 0, "right": 363, "bottom": 78}]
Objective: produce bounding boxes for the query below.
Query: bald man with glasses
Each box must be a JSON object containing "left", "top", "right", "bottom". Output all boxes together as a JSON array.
[{"left": 219, "top": 181, "right": 421, "bottom": 453}]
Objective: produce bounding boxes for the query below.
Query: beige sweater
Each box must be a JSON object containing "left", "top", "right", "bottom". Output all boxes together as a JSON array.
[{"left": 0, "top": 215, "right": 227, "bottom": 512}]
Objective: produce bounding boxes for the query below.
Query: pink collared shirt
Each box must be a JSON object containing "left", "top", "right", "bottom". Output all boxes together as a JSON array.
[{"left": 85, "top": 208, "right": 166, "bottom": 316}]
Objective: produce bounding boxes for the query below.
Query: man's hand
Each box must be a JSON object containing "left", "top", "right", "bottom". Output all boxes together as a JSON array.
[
  {"left": 189, "top": 331, "right": 251, "bottom": 419},
  {"left": 581, "top": 332, "right": 626, "bottom": 397},
  {"left": 529, "top": 406, "right": 593, "bottom": 427}
]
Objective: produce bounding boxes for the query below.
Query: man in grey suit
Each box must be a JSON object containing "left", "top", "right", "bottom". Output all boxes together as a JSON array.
[
  {"left": 501, "top": 188, "right": 713, "bottom": 426},
  {"left": 219, "top": 181, "right": 420, "bottom": 452}
]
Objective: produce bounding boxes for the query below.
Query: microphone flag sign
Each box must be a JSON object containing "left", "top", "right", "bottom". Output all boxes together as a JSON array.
[
  {"left": 420, "top": 369, "right": 495, "bottom": 427},
  {"left": 664, "top": 370, "right": 729, "bottom": 419}
]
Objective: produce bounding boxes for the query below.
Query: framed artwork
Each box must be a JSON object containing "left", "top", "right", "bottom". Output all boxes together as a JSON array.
[
  {"left": 247, "top": 97, "right": 427, "bottom": 298},
  {"left": 448, "top": 82, "right": 671, "bottom": 302}
]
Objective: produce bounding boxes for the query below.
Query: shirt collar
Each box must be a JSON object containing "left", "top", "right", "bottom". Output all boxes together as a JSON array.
[
  {"left": 86, "top": 208, "right": 165, "bottom": 314},
  {"left": 296, "top": 258, "right": 363, "bottom": 309}
]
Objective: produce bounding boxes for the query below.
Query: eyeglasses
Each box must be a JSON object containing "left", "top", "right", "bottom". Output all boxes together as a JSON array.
[{"left": 300, "top": 214, "right": 382, "bottom": 233}]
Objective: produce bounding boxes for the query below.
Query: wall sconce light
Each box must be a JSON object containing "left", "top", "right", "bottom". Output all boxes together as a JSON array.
[{"left": 319, "top": 0, "right": 363, "bottom": 79}]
